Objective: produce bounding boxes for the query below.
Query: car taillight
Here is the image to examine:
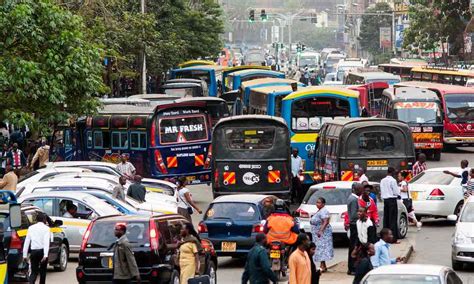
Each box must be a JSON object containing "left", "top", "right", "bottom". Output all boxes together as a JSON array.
[
  {"left": 400, "top": 161, "right": 407, "bottom": 167},
  {"left": 428, "top": 188, "right": 445, "bottom": 200},
  {"left": 154, "top": 150, "right": 168, "bottom": 174},
  {"left": 77, "top": 271, "right": 84, "bottom": 279},
  {"left": 198, "top": 221, "right": 208, "bottom": 233},
  {"left": 200, "top": 239, "right": 215, "bottom": 255},
  {"left": 204, "top": 145, "right": 212, "bottom": 169},
  {"left": 271, "top": 244, "right": 280, "bottom": 250},
  {"left": 10, "top": 230, "right": 22, "bottom": 250},
  {"left": 252, "top": 224, "right": 264, "bottom": 233},
  {"left": 323, "top": 186, "right": 336, "bottom": 190},
  {"left": 149, "top": 220, "right": 159, "bottom": 251},
  {"left": 214, "top": 169, "right": 220, "bottom": 188},
  {"left": 296, "top": 208, "right": 310, "bottom": 218},
  {"left": 80, "top": 221, "right": 95, "bottom": 252}
]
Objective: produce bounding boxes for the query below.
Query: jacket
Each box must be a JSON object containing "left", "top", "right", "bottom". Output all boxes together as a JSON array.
[
  {"left": 113, "top": 235, "right": 140, "bottom": 280},
  {"left": 31, "top": 145, "right": 50, "bottom": 168},
  {"left": 358, "top": 197, "right": 379, "bottom": 225},
  {"left": 265, "top": 213, "right": 299, "bottom": 245},
  {"left": 7, "top": 149, "right": 26, "bottom": 168},
  {"left": 347, "top": 194, "right": 359, "bottom": 225},
  {"left": 242, "top": 243, "right": 278, "bottom": 284}
]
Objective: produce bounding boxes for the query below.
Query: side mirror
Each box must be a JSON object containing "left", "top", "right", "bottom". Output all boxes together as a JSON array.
[
  {"left": 54, "top": 220, "right": 63, "bottom": 227},
  {"left": 9, "top": 204, "right": 22, "bottom": 229},
  {"left": 447, "top": 215, "right": 458, "bottom": 222}
]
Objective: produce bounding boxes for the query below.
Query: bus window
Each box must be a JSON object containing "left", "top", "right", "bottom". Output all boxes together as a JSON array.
[
  {"left": 158, "top": 115, "right": 208, "bottom": 145},
  {"left": 421, "top": 72, "right": 432, "bottom": 81},
  {"left": 130, "top": 132, "right": 147, "bottom": 150},
  {"left": 93, "top": 131, "right": 110, "bottom": 149},
  {"left": 86, "top": 131, "right": 92, "bottom": 149},
  {"left": 442, "top": 75, "right": 453, "bottom": 84},
  {"left": 111, "top": 131, "right": 128, "bottom": 149},
  {"left": 454, "top": 76, "right": 463, "bottom": 86},
  {"left": 357, "top": 132, "right": 394, "bottom": 153},
  {"left": 275, "top": 97, "right": 283, "bottom": 117},
  {"left": 225, "top": 128, "right": 275, "bottom": 150},
  {"left": 412, "top": 72, "right": 422, "bottom": 80},
  {"left": 175, "top": 70, "right": 211, "bottom": 86},
  {"left": 291, "top": 98, "right": 350, "bottom": 132}
]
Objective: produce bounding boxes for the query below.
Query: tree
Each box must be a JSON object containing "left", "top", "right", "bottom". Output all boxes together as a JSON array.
[
  {"left": 358, "top": 3, "right": 393, "bottom": 57},
  {"left": 0, "top": 0, "right": 104, "bottom": 134}
]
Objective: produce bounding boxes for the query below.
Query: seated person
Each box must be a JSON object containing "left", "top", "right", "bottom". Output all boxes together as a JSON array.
[{"left": 63, "top": 203, "right": 77, "bottom": 218}]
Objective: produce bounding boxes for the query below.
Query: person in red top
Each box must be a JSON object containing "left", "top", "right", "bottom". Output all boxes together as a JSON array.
[
  {"left": 412, "top": 153, "right": 427, "bottom": 177},
  {"left": 344, "top": 184, "right": 379, "bottom": 227}
]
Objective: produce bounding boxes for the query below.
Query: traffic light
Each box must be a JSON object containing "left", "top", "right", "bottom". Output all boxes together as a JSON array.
[
  {"left": 249, "top": 9, "right": 255, "bottom": 22},
  {"left": 261, "top": 9, "right": 268, "bottom": 21}
]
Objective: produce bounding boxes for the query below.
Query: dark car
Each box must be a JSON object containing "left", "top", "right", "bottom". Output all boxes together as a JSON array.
[
  {"left": 77, "top": 214, "right": 217, "bottom": 284},
  {"left": 2, "top": 205, "right": 68, "bottom": 281},
  {"left": 198, "top": 194, "right": 276, "bottom": 257}
]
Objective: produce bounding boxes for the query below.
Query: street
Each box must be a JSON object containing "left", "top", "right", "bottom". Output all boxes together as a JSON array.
[{"left": 43, "top": 148, "right": 474, "bottom": 284}]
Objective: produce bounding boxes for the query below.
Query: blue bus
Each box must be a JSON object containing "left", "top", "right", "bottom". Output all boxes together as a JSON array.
[
  {"left": 170, "top": 65, "right": 224, "bottom": 97},
  {"left": 221, "top": 65, "right": 271, "bottom": 91},
  {"left": 248, "top": 85, "right": 299, "bottom": 116},
  {"left": 281, "top": 87, "right": 360, "bottom": 184},
  {"left": 241, "top": 78, "right": 305, "bottom": 110},
  {"left": 225, "top": 69, "right": 285, "bottom": 92}
]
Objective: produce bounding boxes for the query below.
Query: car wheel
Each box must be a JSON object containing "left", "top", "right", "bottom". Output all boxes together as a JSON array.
[
  {"left": 169, "top": 270, "right": 179, "bottom": 284},
  {"left": 453, "top": 201, "right": 464, "bottom": 220},
  {"left": 54, "top": 243, "right": 69, "bottom": 272},
  {"left": 207, "top": 260, "right": 217, "bottom": 284},
  {"left": 452, "top": 259, "right": 463, "bottom": 271},
  {"left": 398, "top": 214, "right": 408, "bottom": 239}
]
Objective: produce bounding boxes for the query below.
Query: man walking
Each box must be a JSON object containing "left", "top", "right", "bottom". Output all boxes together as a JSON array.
[
  {"left": 7, "top": 142, "right": 26, "bottom": 177},
  {"left": 116, "top": 154, "right": 136, "bottom": 180},
  {"left": 412, "top": 153, "right": 427, "bottom": 177},
  {"left": 347, "top": 183, "right": 362, "bottom": 275},
  {"left": 0, "top": 144, "right": 8, "bottom": 177},
  {"left": 127, "top": 175, "right": 146, "bottom": 203},
  {"left": 380, "top": 167, "right": 400, "bottom": 243},
  {"left": 0, "top": 165, "right": 18, "bottom": 191},
  {"left": 291, "top": 148, "right": 303, "bottom": 203},
  {"left": 371, "top": 228, "right": 404, "bottom": 268},
  {"left": 29, "top": 138, "right": 50, "bottom": 170},
  {"left": 113, "top": 176, "right": 127, "bottom": 201},
  {"left": 242, "top": 233, "right": 278, "bottom": 284},
  {"left": 289, "top": 233, "right": 311, "bottom": 284},
  {"left": 112, "top": 224, "right": 141, "bottom": 284},
  {"left": 23, "top": 212, "right": 51, "bottom": 284}
]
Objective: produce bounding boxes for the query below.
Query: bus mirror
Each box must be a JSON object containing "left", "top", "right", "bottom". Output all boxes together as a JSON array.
[{"left": 9, "top": 204, "right": 22, "bottom": 229}]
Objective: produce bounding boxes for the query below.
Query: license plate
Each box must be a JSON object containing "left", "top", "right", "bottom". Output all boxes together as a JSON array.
[
  {"left": 270, "top": 250, "right": 280, "bottom": 259},
  {"left": 367, "top": 160, "right": 388, "bottom": 167},
  {"left": 221, "top": 242, "right": 236, "bottom": 252},
  {"left": 108, "top": 257, "right": 113, "bottom": 269},
  {"left": 411, "top": 191, "right": 419, "bottom": 200}
]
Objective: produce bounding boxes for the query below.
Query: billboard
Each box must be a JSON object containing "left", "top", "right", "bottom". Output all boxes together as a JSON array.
[{"left": 380, "top": 27, "right": 392, "bottom": 49}]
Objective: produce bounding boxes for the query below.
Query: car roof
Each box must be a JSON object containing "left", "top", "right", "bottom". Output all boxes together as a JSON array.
[
  {"left": 36, "top": 167, "right": 91, "bottom": 173},
  {"left": 367, "top": 264, "right": 449, "bottom": 276},
  {"left": 47, "top": 161, "right": 118, "bottom": 168},
  {"left": 311, "top": 181, "right": 379, "bottom": 189},
  {"left": 25, "top": 178, "right": 114, "bottom": 189},
  {"left": 212, "top": 194, "right": 272, "bottom": 204},
  {"left": 424, "top": 167, "right": 461, "bottom": 172},
  {"left": 95, "top": 213, "right": 184, "bottom": 222}
]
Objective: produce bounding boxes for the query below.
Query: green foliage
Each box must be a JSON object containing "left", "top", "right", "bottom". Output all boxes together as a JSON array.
[
  {"left": 358, "top": 3, "right": 393, "bottom": 56},
  {"left": 292, "top": 25, "right": 337, "bottom": 51},
  {"left": 0, "top": 0, "right": 104, "bottom": 133}
]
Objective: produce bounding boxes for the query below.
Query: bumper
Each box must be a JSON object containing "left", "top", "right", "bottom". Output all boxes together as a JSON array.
[
  {"left": 444, "top": 137, "right": 474, "bottom": 146},
  {"left": 299, "top": 219, "right": 346, "bottom": 235},
  {"left": 452, "top": 243, "right": 474, "bottom": 263},
  {"left": 413, "top": 200, "right": 452, "bottom": 217},
  {"left": 76, "top": 267, "right": 160, "bottom": 283},
  {"left": 414, "top": 142, "right": 443, "bottom": 149}
]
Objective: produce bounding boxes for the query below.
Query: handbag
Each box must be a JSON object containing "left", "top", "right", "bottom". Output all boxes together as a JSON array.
[
  {"left": 403, "top": 182, "right": 413, "bottom": 212},
  {"left": 188, "top": 275, "right": 210, "bottom": 284},
  {"left": 179, "top": 191, "right": 193, "bottom": 215}
]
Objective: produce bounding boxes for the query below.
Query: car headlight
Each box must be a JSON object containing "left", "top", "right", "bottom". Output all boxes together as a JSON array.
[{"left": 454, "top": 232, "right": 472, "bottom": 245}]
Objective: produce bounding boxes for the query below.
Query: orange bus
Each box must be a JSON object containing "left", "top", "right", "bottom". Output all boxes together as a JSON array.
[{"left": 410, "top": 67, "right": 474, "bottom": 86}]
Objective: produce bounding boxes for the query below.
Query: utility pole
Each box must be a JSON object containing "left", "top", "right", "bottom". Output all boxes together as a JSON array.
[{"left": 140, "top": 0, "right": 147, "bottom": 95}]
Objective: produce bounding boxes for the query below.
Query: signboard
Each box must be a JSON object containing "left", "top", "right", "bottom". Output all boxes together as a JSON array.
[
  {"left": 271, "top": 26, "right": 280, "bottom": 43},
  {"left": 379, "top": 27, "right": 392, "bottom": 49},
  {"left": 394, "top": 0, "right": 409, "bottom": 14},
  {"left": 396, "top": 24, "right": 405, "bottom": 50}
]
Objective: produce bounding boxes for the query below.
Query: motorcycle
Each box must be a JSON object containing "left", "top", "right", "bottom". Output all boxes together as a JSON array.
[{"left": 268, "top": 241, "right": 289, "bottom": 279}]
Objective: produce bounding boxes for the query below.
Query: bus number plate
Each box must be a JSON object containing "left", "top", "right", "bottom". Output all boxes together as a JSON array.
[{"left": 367, "top": 160, "right": 388, "bottom": 167}]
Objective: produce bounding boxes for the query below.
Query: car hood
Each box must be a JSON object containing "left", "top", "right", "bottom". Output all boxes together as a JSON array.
[
  {"left": 140, "top": 199, "right": 177, "bottom": 214},
  {"left": 457, "top": 222, "right": 474, "bottom": 237}
]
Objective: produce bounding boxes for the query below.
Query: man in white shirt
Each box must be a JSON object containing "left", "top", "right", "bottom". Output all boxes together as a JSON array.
[
  {"left": 23, "top": 213, "right": 51, "bottom": 284},
  {"left": 116, "top": 154, "right": 136, "bottom": 180},
  {"left": 358, "top": 168, "right": 369, "bottom": 183},
  {"left": 291, "top": 148, "right": 303, "bottom": 203},
  {"left": 380, "top": 167, "right": 400, "bottom": 243}
]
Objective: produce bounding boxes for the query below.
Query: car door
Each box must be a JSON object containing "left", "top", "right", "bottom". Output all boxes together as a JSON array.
[{"left": 23, "top": 209, "right": 61, "bottom": 263}]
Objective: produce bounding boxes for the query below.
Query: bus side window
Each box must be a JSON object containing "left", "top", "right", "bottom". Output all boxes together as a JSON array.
[
  {"left": 86, "top": 131, "right": 92, "bottom": 149},
  {"left": 112, "top": 131, "right": 128, "bottom": 150},
  {"left": 130, "top": 132, "right": 147, "bottom": 150},
  {"left": 93, "top": 131, "right": 110, "bottom": 149}
]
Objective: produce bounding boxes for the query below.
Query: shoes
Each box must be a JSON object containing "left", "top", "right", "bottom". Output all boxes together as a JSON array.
[{"left": 416, "top": 222, "right": 422, "bottom": 231}]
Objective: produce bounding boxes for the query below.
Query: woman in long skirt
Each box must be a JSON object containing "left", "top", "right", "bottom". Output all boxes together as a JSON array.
[{"left": 310, "top": 197, "right": 334, "bottom": 272}]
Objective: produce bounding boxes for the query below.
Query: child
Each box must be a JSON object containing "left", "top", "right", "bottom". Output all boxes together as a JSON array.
[{"left": 356, "top": 207, "right": 377, "bottom": 245}]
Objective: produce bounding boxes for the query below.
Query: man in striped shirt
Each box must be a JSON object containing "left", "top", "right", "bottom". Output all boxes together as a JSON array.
[{"left": 412, "top": 153, "right": 427, "bottom": 177}]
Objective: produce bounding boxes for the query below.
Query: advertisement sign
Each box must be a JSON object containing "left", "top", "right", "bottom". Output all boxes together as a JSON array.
[{"left": 380, "top": 27, "right": 392, "bottom": 49}]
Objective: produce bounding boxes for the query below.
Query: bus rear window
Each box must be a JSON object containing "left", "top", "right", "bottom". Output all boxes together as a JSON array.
[
  {"left": 291, "top": 97, "right": 350, "bottom": 132},
  {"left": 158, "top": 115, "right": 208, "bottom": 144},
  {"left": 225, "top": 128, "right": 275, "bottom": 150},
  {"left": 175, "top": 70, "right": 211, "bottom": 85}
]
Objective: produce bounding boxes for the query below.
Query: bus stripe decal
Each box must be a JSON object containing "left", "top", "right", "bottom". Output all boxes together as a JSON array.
[
  {"left": 167, "top": 156, "right": 178, "bottom": 168},
  {"left": 268, "top": 170, "right": 281, "bottom": 183},
  {"left": 341, "top": 171, "right": 353, "bottom": 181},
  {"left": 195, "top": 154, "right": 205, "bottom": 167},
  {"left": 223, "top": 172, "right": 236, "bottom": 185}
]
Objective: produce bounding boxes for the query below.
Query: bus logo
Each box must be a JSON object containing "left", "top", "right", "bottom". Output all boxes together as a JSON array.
[{"left": 243, "top": 172, "right": 260, "bottom": 185}]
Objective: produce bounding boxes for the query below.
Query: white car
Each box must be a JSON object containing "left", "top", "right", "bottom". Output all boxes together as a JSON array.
[
  {"left": 296, "top": 181, "right": 408, "bottom": 239},
  {"left": 17, "top": 167, "right": 92, "bottom": 192},
  {"left": 409, "top": 167, "right": 464, "bottom": 219},
  {"left": 361, "top": 264, "right": 462, "bottom": 283},
  {"left": 450, "top": 196, "right": 474, "bottom": 270}
]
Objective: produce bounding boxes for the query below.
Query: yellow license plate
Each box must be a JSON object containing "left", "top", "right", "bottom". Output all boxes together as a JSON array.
[
  {"left": 367, "top": 160, "right": 388, "bottom": 166},
  {"left": 221, "top": 242, "right": 236, "bottom": 252},
  {"left": 108, "top": 257, "right": 113, "bottom": 269},
  {"left": 411, "top": 192, "right": 419, "bottom": 200},
  {"left": 270, "top": 250, "right": 281, "bottom": 259}
]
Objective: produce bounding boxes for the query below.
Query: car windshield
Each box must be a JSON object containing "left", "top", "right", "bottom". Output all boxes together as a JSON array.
[
  {"left": 291, "top": 97, "right": 350, "bottom": 132},
  {"left": 205, "top": 202, "right": 259, "bottom": 221},
  {"left": 307, "top": 188, "right": 352, "bottom": 205},
  {"left": 87, "top": 221, "right": 149, "bottom": 248},
  {"left": 445, "top": 94, "right": 474, "bottom": 123},
  {"left": 410, "top": 171, "right": 455, "bottom": 185},
  {"left": 460, "top": 202, "right": 474, "bottom": 222},
  {"left": 158, "top": 115, "right": 208, "bottom": 145},
  {"left": 162, "top": 87, "right": 199, "bottom": 98},
  {"left": 363, "top": 274, "right": 441, "bottom": 284},
  {"left": 394, "top": 102, "right": 442, "bottom": 124}
]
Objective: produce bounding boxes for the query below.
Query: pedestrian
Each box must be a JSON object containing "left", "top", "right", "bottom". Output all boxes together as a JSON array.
[
  {"left": 398, "top": 171, "right": 422, "bottom": 230},
  {"left": 346, "top": 183, "right": 362, "bottom": 275},
  {"left": 380, "top": 167, "right": 400, "bottom": 243},
  {"left": 0, "top": 165, "right": 18, "bottom": 191},
  {"left": 23, "top": 212, "right": 52, "bottom": 284},
  {"left": 7, "top": 142, "right": 26, "bottom": 177},
  {"left": 179, "top": 223, "right": 201, "bottom": 284},
  {"left": 112, "top": 223, "right": 141, "bottom": 284},
  {"left": 464, "top": 168, "right": 474, "bottom": 199},
  {"left": 0, "top": 144, "right": 8, "bottom": 177},
  {"left": 289, "top": 233, "right": 312, "bottom": 284},
  {"left": 126, "top": 175, "right": 146, "bottom": 203},
  {"left": 412, "top": 153, "right": 427, "bottom": 177},
  {"left": 116, "top": 154, "right": 136, "bottom": 180},
  {"left": 357, "top": 168, "right": 369, "bottom": 183},
  {"left": 242, "top": 233, "right": 278, "bottom": 284},
  {"left": 371, "top": 228, "right": 405, "bottom": 268},
  {"left": 29, "top": 138, "right": 50, "bottom": 170},
  {"left": 358, "top": 183, "right": 379, "bottom": 225},
  {"left": 356, "top": 207, "right": 377, "bottom": 245},
  {"left": 113, "top": 176, "right": 127, "bottom": 201},
  {"left": 310, "top": 197, "right": 333, "bottom": 272},
  {"left": 444, "top": 159, "right": 470, "bottom": 186},
  {"left": 306, "top": 243, "right": 321, "bottom": 284},
  {"left": 176, "top": 176, "right": 202, "bottom": 222},
  {"left": 291, "top": 148, "right": 304, "bottom": 203},
  {"left": 352, "top": 243, "right": 375, "bottom": 284}
]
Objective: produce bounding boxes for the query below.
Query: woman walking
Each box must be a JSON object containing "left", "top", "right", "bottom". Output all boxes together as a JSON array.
[
  {"left": 398, "top": 171, "right": 422, "bottom": 230},
  {"left": 306, "top": 242, "right": 321, "bottom": 284},
  {"left": 310, "top": 197, "right": 334, "bottom": 272},
  {"left": 179, "top": 223, "right": 201, "bottom": 284},
  {"left": 177, "top": 177, "right": 202, "bottom": 222}
]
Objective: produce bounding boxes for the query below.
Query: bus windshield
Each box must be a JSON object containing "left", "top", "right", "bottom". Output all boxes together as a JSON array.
[
  {"left": 445, "top": 94, "right": 474, "bottom": 123},
  {"left": 291, "top": 97, "right": 350, "bottom": 132},
  {"left": 175, "top": 70, "right": 211, "bottom": 85},
  {"left": 225, "top": 127, "right": 275, "bottom": 150},
  {"left": 162, "top": 87, "right": 199, "bottom": 98},
  {"left": 300, "top": 56, "right": 318, "bottom": 67},
  {"left": 394, "top": 102, "right": 442, "bottom": 124},
  {"left": 158, "top": 115, "right": 208, "bottom": 144}
]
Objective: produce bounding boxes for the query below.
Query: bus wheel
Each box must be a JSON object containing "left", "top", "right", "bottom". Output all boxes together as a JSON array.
[{"left": 433, "top": 150, "right": 441, "bottom": 161}]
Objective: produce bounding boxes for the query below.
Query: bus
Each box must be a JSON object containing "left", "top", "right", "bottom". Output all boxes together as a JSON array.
[
  {"left": 344, "top": 69, "right": 401, "bottom": 86},
  {"left": 379, "top": 60, "right": 427, "bottom": 80},
  {"left": 347, "top": 82, "right": 390, "bottom": 116},
  {"left": 395, "top": 81, "right": 474, "bottom": 148},
  {"left": 410, "top": 67, "right": 474, "bottom": 86},
  {"left": 280, "top": 87, "right": 360, "bottom": 184},
  {"left": 178, "top": 60, "right": 216, "bottom": 68},
  {"left": 221, "top": 65, "right": 271, "bottom": 91},
  {"left": 248, "top": 85, "right": 299, "bottom": 116},
  {"left": 225, "top": 69, "right": 285, "bottom": 92},
  {"left": 170, "top": 65, "right": 225, "bottom": 97}
]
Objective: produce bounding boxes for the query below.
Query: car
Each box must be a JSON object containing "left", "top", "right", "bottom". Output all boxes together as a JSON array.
[
  {"left": 16, "top": 167, "right": 92, "bottom": 193},
  {"left": 296, "top": 181, "right": 409, "bottom": 240},
  {"left": 409, "top": 167, "right": 465, "bottom": 219},
  {"left": 361, "top": 264, "right": 462, "bottom": 284},
  {"left": 82, "top": 191, "right": 151, "bottom": 216},
  {"left": 18, "top": 191, "right": 121, "bottom": 253},
  {"left": 198, "top": 194, "right": 276, "bottom": 256},
  {"left": 450, "top": 196, "right": 474, "bottom": 270},
  {"left": 1, "top": 204, "right": 69, "bottom": 280},
  {"left": 76, "top": 214, "right": 218, "bottom": 284}
]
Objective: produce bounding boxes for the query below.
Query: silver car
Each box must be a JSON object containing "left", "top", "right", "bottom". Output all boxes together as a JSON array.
[{"left": 450, "top": 196, "right": 474, "bottom": 270}]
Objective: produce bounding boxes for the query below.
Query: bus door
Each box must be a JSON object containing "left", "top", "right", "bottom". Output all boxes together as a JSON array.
[{"left": 50, "top": 128, "right": 75, "bottom": 162}]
